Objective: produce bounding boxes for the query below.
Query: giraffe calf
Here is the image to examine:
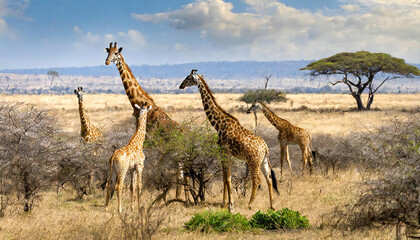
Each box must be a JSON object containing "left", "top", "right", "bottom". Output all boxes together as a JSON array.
[{"left": 105, "top": 104, "right": 152, "bottom": 213}]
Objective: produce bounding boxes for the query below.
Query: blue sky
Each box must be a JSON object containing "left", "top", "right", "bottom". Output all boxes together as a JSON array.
[{"left": 1, "top": 0, "right": 420, "bottom": 69}]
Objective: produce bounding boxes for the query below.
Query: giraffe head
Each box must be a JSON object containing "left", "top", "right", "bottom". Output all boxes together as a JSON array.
[
  {"left": 134, "top": 103, "right": 152, "bottom": 116},
  {"left": 104, "top": 42, "right": 123, "bottom": 65},
  {"left": 246, "top": 101, "right": 261, "bottom": 114},
  {"left": 74, "top": 86, "right": 85, "bottom": 101},
  {"left": 179, "top": 69, "right": 200, "bottom": 89}
]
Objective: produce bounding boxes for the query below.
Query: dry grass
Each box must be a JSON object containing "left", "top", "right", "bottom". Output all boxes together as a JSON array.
[
  {"left": 0, "top": 171, "right": 396, "bottom": 239},
  {"left": 0, "top": 93, "right": 418, "bottom": 239},
  {"left": 1, "top": 93, "right": 419, "bottom": 135}
]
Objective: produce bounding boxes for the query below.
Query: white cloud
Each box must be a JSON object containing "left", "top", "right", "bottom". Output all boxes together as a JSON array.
[
  {"left": 132, "top": 0, "right": 420, "bottom": 63},
  {"left": 0, "top": 0, "right": 30, "bottom": 36},
  {"left": 117, "top": 29, "right": 146, "bottom": 47},
  {"left": 174, "top": 43, "right": 185, "bottom": 51},
  {"left": 73, "top": 27, "right": 146, "bottom": 50},
  {"left": 340, "top": 4, "right": 360, "bottom": 12},
  {"left": 0, "top": 19, "right": 7, "bottom": 33},
  {"left": 359, "top": 0, "right": 420, "bottom": 6},
  {"left": 72, "top": 26, "right": 82, "bottom": 34}
]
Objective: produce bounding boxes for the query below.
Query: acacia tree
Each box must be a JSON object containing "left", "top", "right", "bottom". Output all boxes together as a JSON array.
[
  {"left": 47, "top": 70, "right": 59, "bottom": 88},
  {"left": 301, "top": 51, "right": 420, "bottom": 110}
]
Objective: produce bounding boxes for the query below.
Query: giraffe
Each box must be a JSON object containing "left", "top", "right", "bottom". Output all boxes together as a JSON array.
[
  {"left": 74, "top": 87, "right": 103, "bottom": 143},
  {"left": 105, "top": 103, "right": 151, "bottom": 213},
  {"left": 104, "top": 42, "right": 186, "bottom": 200},
  {"left": 247, "top": 101, "right": 316, "bottom": 175},
  {"left": 73, "top": 87, "right": 103, "bottom": 195},
  {"left": 104, "top": 42, "right": 177, "bottom": 129},
  {"left": 179, "top": 69, "right": 279, "bottom": 211}
]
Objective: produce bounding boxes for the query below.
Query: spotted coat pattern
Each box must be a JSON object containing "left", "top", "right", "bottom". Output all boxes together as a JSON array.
[
  {"left": 74, "top": 87, "right": 102, "bottom": 143},
  {"left": 105, "top": 105, "right": 151, "bottom": 213},
  {"left": 105, "top": 42, "right": 186, "bottom": 199},
  {"left": 179, "top": 70, "right": 278, "bottom": 211},
  {"left": 248, "top": 101, "right": 314, "bottom": 175},
  {"left": 105, "top": 42, "right": 177, "bottom": 129}
]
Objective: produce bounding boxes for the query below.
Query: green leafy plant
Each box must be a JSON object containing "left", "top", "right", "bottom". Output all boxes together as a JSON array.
[
  {"left": 240, "top": 89, "right": 287, "bottom": 104},
  {"left": 249, "top": 208, "right": 310, "bottom": 230},
  {"left": 184, "top": 209, "right": 251, "bottom": 232}
]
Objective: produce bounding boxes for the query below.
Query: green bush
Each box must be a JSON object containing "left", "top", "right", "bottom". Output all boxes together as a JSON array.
[
  {"left": 249, "top": 208, "right": 310, "bottom": 229},
  {"left": 239, "top": 89, "right": 287, "bottom": 104},
  {"left": 184, "top": 210, "right": 251, "bottom": 232}
]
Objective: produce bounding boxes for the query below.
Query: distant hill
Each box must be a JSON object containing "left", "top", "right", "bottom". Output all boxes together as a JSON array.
[
  {"left": 0, "top": 61, "right": 313, "bottom": 79},
  {"left": 0, "top": 61, "right": 419, "bottom": 94}
]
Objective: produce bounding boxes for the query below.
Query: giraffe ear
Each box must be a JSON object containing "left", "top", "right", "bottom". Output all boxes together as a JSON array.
[
  {"left": 118, "top": 47, "right": 123, "bottom": 53},
  {"left": 134, "top": 104, "right": 141, "bottom": 110},
  {"left": 74, "top": 89, "right": 77, "bottom": 94},
  {"left": 104, "top": 48, "right": 110, "bottom": 53},
  {"left": 147, "top": 105, "right": 152, "bottom": 111}
]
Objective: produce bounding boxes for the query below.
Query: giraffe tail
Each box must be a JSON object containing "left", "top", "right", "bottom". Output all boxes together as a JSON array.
[
  {"left": 309, "top": 135, "right": 317, "bottom": 164},
  {"left": 271, "top": 169, "right": 279, "bottom": 195},
  {"left": 266, "top": 149, "right": 279, "bottom": 195}
]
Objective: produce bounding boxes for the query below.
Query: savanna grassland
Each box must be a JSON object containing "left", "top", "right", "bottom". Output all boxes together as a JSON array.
[{"left": 0, "top": 93, "right": 419, "bottom": 239}]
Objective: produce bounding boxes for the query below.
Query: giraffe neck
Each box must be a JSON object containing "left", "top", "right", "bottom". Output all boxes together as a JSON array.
[
  {"left": 115, "top": 55, "right": 154, "bottom": 105},
  {"left": 258, "top": 101, "right": 289, "bottom": 129},
  {"left": 128, "top": 110, "right": 148, "bottom": 148},
  {"left": 78, "top": 99, "right": 89, "bottom": 133},
  {"left": 197, "top": 77, "right": 237, "bottom": 132}
]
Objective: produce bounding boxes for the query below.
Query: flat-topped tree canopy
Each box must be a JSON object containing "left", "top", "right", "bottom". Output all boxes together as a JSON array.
[
  {"left": 301, "top": 51, "right": 420, "bottom": 77},
  {"left": 300, "top": 51, "right": 420, "bottom": 110}
]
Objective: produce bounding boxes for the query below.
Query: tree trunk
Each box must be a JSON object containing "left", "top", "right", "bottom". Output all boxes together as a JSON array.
[
  {"left": 366, "top": 94, "right": 374, "bottom": 110},
  {"left": 366, "top": 86, "right": 375, "bottom": 110},
  {"left": 23, "top": 171, "right": 32, "bottom": 212},
  {"left": 352, "top": 94, "right": 366, "bottom": 110}
]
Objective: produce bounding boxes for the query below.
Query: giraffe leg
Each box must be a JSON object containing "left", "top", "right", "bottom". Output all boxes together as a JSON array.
[
  {"left": 280, "top": 143, "right": 285, "bottom": 176},
  {"left": 306, "top": 146, "right": 314, "bottom": 175},
  {"left": 136, "top": 165, "right": 143, "bottom": 211},
  {"left": 285, "top": 145, "right": 292, "bottom": 172},
  {"left": 116, "top": 170, "right": 127, "bottom": 214},
  {"left": 222, "top": 164, "right": 228, "bottom": 206},
  {"left": 129, "top": 170, "right": 135, "bottom": 211},
  {"left": 301, "top": 145, "right": 308, "bottom": 174},
  {"left": 260, "top": 155, "right": 275, "bottom": 210},
  {"left": 248, "top": 163, "right": 261, "bottom": 210},
  {"left": 224, "top": 164, "right": 233, "bottom": 212}
]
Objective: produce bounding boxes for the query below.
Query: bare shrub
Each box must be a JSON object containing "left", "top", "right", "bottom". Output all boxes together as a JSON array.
[
  {"left": 95, "top": 199, "right": 166, "bottom": 240},
  {"left": 55, "top": 140, "right": 106, "bottom": 199},
  {"left": 312, "top": 131, "right": 379, "bottom": 175},
  {"left": 0, "top": 103, "right": 71, "bottom": 212},
  {"left": 119, "top": 203, "right": 166, "bottom": 240},
  {"left": 331, "top": 115, "right": 420, "bottom": 234}
]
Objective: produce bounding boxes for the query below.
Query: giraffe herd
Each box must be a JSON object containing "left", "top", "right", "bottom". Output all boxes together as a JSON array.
[{"left": 75, "top": 42, "right": 317, "bottom": 213}]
